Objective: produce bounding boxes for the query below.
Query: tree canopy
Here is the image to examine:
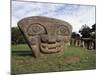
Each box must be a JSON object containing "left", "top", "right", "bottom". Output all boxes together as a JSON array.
[
  {"left": 71, "top": 32, "right": 80, "bottom": 39},
  {"left": 79, "top": 24, "right": 96, "bottom": 38},
  {"left": 11, "top": 27, "right": 26, "bottom": 44}
]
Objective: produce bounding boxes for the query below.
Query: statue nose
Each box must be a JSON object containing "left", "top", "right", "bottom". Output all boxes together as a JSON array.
[
  {"left": 41, "top": 35, "right": 56, "bottom": 43},
  {"left": 48, "top": 35, "right": 56, "bottom": 43}
]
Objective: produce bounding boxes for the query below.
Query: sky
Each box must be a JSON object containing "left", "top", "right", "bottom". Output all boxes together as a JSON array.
[{"left": 12, "top": 1, "right": 96, "bottom": 32}]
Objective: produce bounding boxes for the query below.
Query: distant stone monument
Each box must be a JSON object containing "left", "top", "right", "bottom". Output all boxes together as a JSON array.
[{"left": 18, "top": 16, "right": 72, "bottom": 57}]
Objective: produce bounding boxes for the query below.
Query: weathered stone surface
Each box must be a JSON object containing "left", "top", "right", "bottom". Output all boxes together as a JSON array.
[{"left": 18, "top": 16, "right": 72, "bottom": 57}]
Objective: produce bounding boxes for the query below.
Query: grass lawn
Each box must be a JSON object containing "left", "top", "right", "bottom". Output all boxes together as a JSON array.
[{"left": 11, "top": 44, "right": 96, "bottom": 74}]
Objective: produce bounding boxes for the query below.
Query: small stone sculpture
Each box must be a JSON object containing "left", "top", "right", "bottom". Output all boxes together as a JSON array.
[{"left": 18, "top": 16, "right": 72, "bottom": 57}]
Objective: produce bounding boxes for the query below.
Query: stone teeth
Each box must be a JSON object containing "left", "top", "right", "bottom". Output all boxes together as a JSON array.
[
  {"left": 41, "top": 42, "right": 62, "bottom": 50},
  {"left": 47, "top": 44, "right": 56, "bottom": 48}
]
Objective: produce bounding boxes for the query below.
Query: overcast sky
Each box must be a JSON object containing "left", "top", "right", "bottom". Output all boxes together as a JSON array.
[{"left": 12, "top": 1, "right": 95, "bottom": 32}]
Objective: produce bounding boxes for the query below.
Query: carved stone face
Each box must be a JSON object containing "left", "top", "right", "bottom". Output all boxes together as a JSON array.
[{"left": 18, "top": 16, "right": 72, "bottom": 57}]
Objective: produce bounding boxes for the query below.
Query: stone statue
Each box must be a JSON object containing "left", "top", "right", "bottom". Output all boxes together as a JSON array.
[{"left": 18, "top": 16, "right": 72, "bottom": 57}]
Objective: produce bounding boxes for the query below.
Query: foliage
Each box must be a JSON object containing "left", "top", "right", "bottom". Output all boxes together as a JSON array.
[
  {"left": 91, "top": 24, "right": 96, "bottom": 32},
  {"left": 71, "top": 32, "right": 80, "bottom": 39},
  {"left": 90, "top": 24, "right": 96, "bottom": 39},
  {"left": 79, "top": 24, "right": 91, "bottom": 38},
  {"left": 79, "top": 24, "right": 96, "bottom": 38},
  {"left": 11, "top": 27, "right": 26, "bottom": 44}
]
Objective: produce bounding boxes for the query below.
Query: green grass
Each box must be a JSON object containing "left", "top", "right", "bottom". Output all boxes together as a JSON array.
[{"left": 11, "top": 44, "right": 96, "bottom": 74}]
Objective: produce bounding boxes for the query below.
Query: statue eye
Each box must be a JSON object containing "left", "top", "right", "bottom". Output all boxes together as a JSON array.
[
  {"left": 57, "top": 25, "right": 69, "bottom": 35},
  {"left": 27, "top": 23, "right": 45, "bottom": 36},
  {"left": 32, "top": 25, "right": 41, "bottom": 33}
]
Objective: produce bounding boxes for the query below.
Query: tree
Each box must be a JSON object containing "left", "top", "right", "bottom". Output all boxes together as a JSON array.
[
  {"left": 91, "top": 24, "right": 96, "bottom": 32},
  {"left": 79, "top": 24, "right": 91, "bottom": 38},
  {"left": 71, "top": 32, "right": 80, "bottom": 39},
  {"left": 90, "top": 24, "right": 96, "bottom": 49},
  {"left": 11, "top": 27, "right": 26, "bottom": 44}
]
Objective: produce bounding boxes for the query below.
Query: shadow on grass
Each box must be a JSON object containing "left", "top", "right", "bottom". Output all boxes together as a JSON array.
[{"left": 12, "top": 50, "right": 33, "bottom": 56}]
